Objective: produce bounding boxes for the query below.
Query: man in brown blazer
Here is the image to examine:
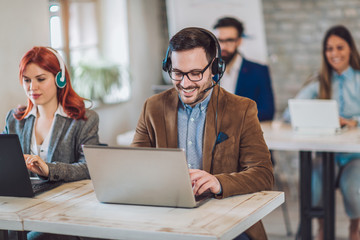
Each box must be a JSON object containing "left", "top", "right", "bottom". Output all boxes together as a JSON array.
[{"left": 132, "top": 27, "right": 274, "bottom": 240}]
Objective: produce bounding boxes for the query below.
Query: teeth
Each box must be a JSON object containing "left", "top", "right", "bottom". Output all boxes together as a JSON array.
[{"left": 183, "top": 88, "right": 195, "bottom": 93}]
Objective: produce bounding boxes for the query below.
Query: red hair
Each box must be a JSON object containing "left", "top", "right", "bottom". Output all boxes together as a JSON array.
[{"left": 15, "top": 46, "right": 87, "bottom": 120}]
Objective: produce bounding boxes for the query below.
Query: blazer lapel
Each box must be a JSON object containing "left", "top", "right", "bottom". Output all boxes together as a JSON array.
[
  {"left": 47, "top": 115, "right": 66, "bottom": 162},
  {"left": 203, "top": 85, "right": 226, "bottom": 173},
  {"left": 22, "top": 116, "right": 35, "bottom": 154},
  {"left": 235, "top": 58, "right": 248, "bottom": 95},
  {"left": 164, "top": 89, "right": 179, "bottom": 148}
]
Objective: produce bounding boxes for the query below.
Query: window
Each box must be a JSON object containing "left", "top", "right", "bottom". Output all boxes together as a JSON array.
[{"left": 49, "top": 0, "right": 130, "bottom": 104}]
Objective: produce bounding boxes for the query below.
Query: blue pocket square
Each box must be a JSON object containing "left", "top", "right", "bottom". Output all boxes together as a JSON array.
[{"left": 216, "top": 132, "right": 229, "bottom": 145}]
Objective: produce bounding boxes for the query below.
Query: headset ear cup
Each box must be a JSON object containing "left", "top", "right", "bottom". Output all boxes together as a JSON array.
[
  {"left": 162, "top": 58, "right": 167, "bottom": 72},
  {"left": 162, "top": 57, "right": 171, "bottom": 72},
  {"left": 162, "top": 46, "right": 172, "bottom": 72},
  {"left": 164, "top": 58, "right": 171, "bottom": 72},
  {"left": 211, "top": 58, "right": 219, "bottom": 75},
  {"left": 218, "top": 58, "right": 226, "bottom": 75},
  {"left": 55, "top": 72, "right": 66, "bottom": 88}
]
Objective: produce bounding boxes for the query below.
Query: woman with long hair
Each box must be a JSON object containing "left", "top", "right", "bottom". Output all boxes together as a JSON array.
[
  {"left": 284, "top": 25, "right": 360, "bottom": 240},
  {"left": 2, "top": 46, "right": 99, "bottom": 182}
]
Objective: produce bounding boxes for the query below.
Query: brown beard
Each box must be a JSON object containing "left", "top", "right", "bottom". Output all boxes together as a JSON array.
[
  {"left": 176, "top": 75, "right": 213, "bottom": 107},
  {"left": 222, "top": 50, "right": 237, "bottom": 65}
]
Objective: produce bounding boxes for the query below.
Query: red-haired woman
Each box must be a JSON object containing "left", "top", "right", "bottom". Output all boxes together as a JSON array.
[{"left": 2, "top": 46, "right": 99, "bottom": 182}]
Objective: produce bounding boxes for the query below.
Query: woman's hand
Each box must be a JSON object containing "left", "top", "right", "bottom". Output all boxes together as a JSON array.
[
  {"left": 24, "top": 154, "right": 49, "bottom": 177},
  {"left": 340, "top": 117, "right": 358, "bottom": 128}
]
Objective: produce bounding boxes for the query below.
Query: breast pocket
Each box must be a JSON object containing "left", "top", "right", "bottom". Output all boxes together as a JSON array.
[{"left": 212, "top": 136, "right": 237, "bottom": 173}]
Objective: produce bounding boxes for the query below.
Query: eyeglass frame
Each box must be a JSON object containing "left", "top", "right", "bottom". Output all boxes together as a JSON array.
[
  {"left": 168, "top": 60, "right": 213, "bottom": 82},
  {"left": 217, "top": 37, "right": 239, "bottom": 44}
]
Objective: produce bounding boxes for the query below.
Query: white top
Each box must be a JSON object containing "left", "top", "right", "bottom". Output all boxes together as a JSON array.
[
  {"left": 220, "top": 53, "right": 242, "bottom": 94},
  {"left": 24, "top": 105, "right": 69, "bottom": 161}
]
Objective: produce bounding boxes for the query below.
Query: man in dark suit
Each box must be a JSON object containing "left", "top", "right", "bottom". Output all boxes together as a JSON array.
[
  {"left": 213, "top": 17, "right": 275, "bottom": 121},
  {"left": 132, "top": 27, "right": 273, "bottom": 240}
]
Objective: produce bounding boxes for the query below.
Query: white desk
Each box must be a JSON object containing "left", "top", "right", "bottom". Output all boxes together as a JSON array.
[
  {"left": 19, "top": 181, "right": 284, "bottom": 240},
  {"left": 262, "top": 121, "right": 360, "bottom": 152},
  {"left": 261, "top": 121, "right": 360, "bottom": 240}
]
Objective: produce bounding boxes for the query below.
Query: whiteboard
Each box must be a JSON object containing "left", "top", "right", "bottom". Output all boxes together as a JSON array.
[{"left": 166, "top": 0, "right": 268, "bottom": 64}]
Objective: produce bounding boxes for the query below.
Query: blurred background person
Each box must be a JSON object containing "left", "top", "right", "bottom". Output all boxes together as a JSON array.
[
  {"left": 283, "top": 25, "right": 360, "bottom": 240},
  {"left": 213, "top": 17, "right": 275, "bottom": 121}
]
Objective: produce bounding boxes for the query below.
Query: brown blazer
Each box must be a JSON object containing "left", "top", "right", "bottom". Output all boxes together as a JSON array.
[{"left": 132, "top": 85, "right": 274, "bottom": 240}]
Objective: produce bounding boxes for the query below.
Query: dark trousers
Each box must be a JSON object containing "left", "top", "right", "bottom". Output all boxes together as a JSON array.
[{"left": 233, "top": 232, "right": 251, "bottom": 240}]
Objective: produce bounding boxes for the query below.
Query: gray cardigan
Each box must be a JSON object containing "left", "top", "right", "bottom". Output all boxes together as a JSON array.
[{"left": 2, "top": 109, "right": 100, "bottom": 182}]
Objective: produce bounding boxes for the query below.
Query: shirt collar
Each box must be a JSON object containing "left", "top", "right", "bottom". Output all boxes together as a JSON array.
[
  {"left": 179, "top": 88, "right": 213, "bottom": 113},
  {"left": 226, "top": 52, "right": 242, "bottom": 74},
  {"left": 24, "top": 104, "right": 69, "bottom": 119},
  {"left": 333, "top": 66, "right": 354, "bottom": 80}
]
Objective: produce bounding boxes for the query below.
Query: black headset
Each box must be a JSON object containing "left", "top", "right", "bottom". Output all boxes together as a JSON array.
[{"left": 162, "top": 27, "right": 226, "bottom": 81}]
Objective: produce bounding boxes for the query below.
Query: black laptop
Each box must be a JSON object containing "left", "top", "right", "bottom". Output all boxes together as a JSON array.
[{"left": 0, "top": 134, "right": 62, "bottom": 197}]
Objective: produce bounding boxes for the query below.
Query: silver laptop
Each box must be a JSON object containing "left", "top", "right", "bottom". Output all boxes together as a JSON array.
[
  {"left": 83, "top": 145, "right": 212, "bottom": 208},
  {"left": 288, "top": 99, "right": 343, "bottom": 135}
]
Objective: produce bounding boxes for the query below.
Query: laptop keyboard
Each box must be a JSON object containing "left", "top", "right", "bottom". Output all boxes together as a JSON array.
[
  {"left": 31, "top": 179, "right": 63, "bottom": 195},
  {"left": 195, "top": 191, "right": 214, "bottom": 202}
]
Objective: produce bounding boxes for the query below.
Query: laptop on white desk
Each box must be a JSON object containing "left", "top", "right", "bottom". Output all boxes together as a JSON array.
[
  {"left": 82, "top": 145, "right": 212, "bottom": 208},
  {"left": 288, "top": 99, "right": 343, "bottom": 135}
]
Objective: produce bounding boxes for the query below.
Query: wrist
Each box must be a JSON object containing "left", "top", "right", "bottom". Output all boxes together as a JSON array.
[{"left": 215, "top": 183, "right": 222, "bottom": 195}]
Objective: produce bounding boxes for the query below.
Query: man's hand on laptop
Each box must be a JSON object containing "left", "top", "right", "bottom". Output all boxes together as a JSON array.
[
  {"left": 24, "top": 154, "right": 49, "bottom": 177},
  {"left": 340, "top": 117, "right": 358, "bottom": 128},
  {"left": 189, "top": 169, "right": 221, "bottom": 196}
]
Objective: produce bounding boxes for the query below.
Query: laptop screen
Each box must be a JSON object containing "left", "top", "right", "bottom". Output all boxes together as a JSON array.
[
  {"left": 0, "top": 134, "right": 34, "bottom": 197},
  {"left": 288, "top": 99, "right": 341, "bottom": 134},
  {"left": 83, "top": 145, "right": 209, "bottom": 208}
]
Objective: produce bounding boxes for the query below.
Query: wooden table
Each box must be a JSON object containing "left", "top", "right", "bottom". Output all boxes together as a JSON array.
[
  {"left": 0, "top": 180, "right": 89, "bottom": 239},
  {"left": 0, "top": 180, "right": 284, "bottom": 240},
  {"left": 261, "top": 121, "right": 360, "bottom": 240}
]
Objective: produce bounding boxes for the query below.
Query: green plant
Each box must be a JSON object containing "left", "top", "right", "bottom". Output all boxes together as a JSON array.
[{"left": 72, "top": 60, "right": 123, "bottom": 101}]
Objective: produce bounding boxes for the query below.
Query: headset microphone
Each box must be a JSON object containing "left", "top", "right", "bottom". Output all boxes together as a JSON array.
[
  {"left": 203, "top": 75, "right": 221, "bottom": 93},
  {"left": 203, "top": 85, "right": 214, "bottom": 93}
]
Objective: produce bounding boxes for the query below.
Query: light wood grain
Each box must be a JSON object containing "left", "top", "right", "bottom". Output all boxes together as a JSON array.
[
  {"left": 0, "top": 180, "right": 88, "bottom": 231},
  {"left": 21, "top": 181, "right": 284, "bottom": 240}
]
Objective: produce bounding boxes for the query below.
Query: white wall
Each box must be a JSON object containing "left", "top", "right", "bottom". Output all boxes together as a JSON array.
[
  {"left": 100, "top": 0, "right": 129, "bottom": 66},
  {"left": 86, "top": 0, "right": 164, "bottom": 145},
  {"left": 166, "top": 0, "right": 268, "bottom": 64},
  {"left": 0, "top": 0, "right": 164, "bottom": 146},
  {"left": 0, "top": 0, "right": 49, "bottom": 131}
]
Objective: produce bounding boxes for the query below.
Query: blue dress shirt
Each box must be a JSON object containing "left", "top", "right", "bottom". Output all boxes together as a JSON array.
[{"left": 177, "top": 90, "right": 212, "bottom": 169}]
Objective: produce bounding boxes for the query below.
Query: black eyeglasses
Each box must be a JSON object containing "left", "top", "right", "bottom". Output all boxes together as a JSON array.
[
  {"left": 218, "top": 38, "right": 239, "bottom": 44},
  {"left": 169, "top": 60, "right": 212, "bottom": 82}
]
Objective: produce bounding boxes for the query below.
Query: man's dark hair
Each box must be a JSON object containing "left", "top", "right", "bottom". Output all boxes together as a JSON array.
[
  {"left": 169, "top": 27, "right": 216, "bottom": 62},
  {"left": 213, "top": 17, "right": 244, "bottom": 37}
]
